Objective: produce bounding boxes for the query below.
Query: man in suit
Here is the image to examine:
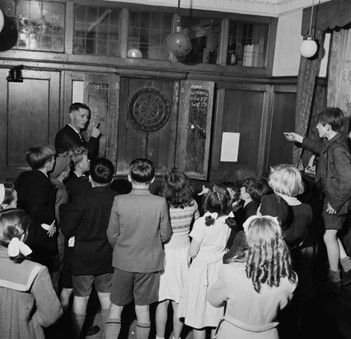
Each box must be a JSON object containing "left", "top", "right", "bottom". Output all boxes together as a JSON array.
[
  {"left": 55, "top": 102, "right": 101, "bottom": 160},
  {"left": 61, "top": 158, "right": 117, "bottom": 338}
]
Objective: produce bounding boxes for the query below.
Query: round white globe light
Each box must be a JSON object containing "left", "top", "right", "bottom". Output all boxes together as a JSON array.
[
  {"left": 127, "top": 49, "right": 143, "bottom": 58},
  {"left": 300, "top": 37, "right": 318, "bottom": 58}
]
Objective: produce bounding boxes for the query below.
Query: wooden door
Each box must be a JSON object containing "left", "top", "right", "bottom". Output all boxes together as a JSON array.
[
  {"left": 117, "top": 78, "right": 178, "bottom": 175},
  {"left": 0, "top": 68, "right": 60, "bottom": 181}
]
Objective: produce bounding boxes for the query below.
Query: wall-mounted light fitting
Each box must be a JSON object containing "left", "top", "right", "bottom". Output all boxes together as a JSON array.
[{"left": 7, "top": 65, "right": 24, "bottom": 82}]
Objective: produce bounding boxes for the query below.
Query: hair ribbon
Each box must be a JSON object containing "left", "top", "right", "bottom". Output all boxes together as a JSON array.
[
  {"left": 8, "top": 238, "right": 32, "bottom": 257},
  {"left": 204, "top": 212, "right": 218, "bottom": 220}
]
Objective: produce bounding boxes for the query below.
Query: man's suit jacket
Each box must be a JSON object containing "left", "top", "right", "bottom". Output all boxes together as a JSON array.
[
  {"left": 61, "top": 185, "right": 117, "bottom": 275},
  {"left": 107, "top": 188, "right": 172, "bottom": 273},
  {"left": 15, "top": 170, "right": 57, "bottom": 255},
  {"left": 55, "top": 124, "right": 99, "bottom": 160}
]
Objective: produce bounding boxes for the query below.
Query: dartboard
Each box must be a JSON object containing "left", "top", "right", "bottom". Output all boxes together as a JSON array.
[{"left": 128, "top": 87, "right": 171, "bottom": 132}]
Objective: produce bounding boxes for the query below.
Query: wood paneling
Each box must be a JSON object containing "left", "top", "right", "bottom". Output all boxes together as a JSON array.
[
  {"left": 267, "top": 89, "right": 297, "bottom": 167},
  {"left": 0, "top": 69, "right": 60, "bottom": 180},
  {"left": 117, "top": 77, "right": 176, "bottom": 175},
  {"left": 221, "top": 86, "right": 266, "bottom": 168}
]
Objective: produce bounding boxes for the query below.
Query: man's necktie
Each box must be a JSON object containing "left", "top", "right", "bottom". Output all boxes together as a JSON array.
[{"left": 78, "top": 132, "right": 84, "bottom": 143}]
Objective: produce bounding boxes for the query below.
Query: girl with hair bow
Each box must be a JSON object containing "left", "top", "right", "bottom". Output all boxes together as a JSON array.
[
  {"left": 0, "top": 208, "right": 62, "bottom": 339},
  {"left": 178, "top": 184, "right": 235, "bottom": 339}
]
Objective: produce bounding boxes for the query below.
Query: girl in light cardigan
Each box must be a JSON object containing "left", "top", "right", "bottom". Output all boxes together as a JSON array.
[{"left": 0, "top": 208, "right": 62, "bottom": 339}]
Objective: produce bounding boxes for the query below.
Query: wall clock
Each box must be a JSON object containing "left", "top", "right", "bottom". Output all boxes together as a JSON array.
[{"left": 128, "top": 87, "right": 171, "bottom": 132}]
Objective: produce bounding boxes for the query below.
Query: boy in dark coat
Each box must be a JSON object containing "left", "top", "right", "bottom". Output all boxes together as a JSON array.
[{"left": 61, "top": 158, "right": 117, "bottom": 338}]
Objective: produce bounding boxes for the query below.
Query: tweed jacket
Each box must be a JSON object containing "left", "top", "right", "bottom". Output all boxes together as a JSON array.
[
  {"left": 0, "top": 248, "right": 62, "bottom": 339},
  {"left": 107, "top": 188, "right": 172, "bottom": 273},
  {"left": 55, "top": 124, "right": 99, "bottom": 160},
  {"left": 15, "top": 170, "right": 57, "bottom": 253},
  {"left": 61, "top": 185, "right": 117, "bottom": 275},
  {"left": 302, "top": 133, "right": 351, "bottom": 214}
]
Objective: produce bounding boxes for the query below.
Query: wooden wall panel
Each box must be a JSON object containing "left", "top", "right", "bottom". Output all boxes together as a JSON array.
[
  {"left": 267, "top": 90, "right": 296, "bottom": 167},
  {"left": 222, "top": 88, "right": 265, "bottom": 168},
  {"left": 117, "top": 78, "right": 176, "bottom": 175},
  {"left": 0, "top": 69, "right": 60, "bottom": 180}
]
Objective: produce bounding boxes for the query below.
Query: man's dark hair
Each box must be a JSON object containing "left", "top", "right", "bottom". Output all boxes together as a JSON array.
[
  {"left": 90, "top": 158, "right": 114, "bottom": 184},
  {"left": 26, "top": 145, "right": 55, "bottom": 169},
  {"left": 130, "top": 158, "right": 155, "bottom": 183},
  {"left": 69, "top": 102, "right": 90, "bottom": 114},
  {"left": 318, "top": 107, "right": 345, "bottom": 132}
]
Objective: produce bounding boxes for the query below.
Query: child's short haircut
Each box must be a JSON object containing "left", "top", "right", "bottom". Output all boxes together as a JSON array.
[
  {"left": 268, "top": 164, "right": 304, "bottom": 197},
  {"left": 222, "top": 181, "right": 240, "bottom": 202},
  {"left": 318, "top": 107, "right": 345, "bottom": 132},
  {"left": 69, "top": 102, "right": 90, "bottom": 114},
  {"left": 90, "top": 158, "right": 115, "bottom": 184},
  {"left": 241, "top": 178, "right": 267, "bottom": 202},
  {"left": 26, "top": 145, "right": 55, "bottom": 169},
  {"left": 130, "top": 158, "right": 155, "bottom": 183},
  {"left": 68, "top": 146, "right": 88, "bottom": 167}
]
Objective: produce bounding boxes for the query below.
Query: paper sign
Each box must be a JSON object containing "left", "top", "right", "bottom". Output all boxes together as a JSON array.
[{"left": 220, "top": 132, "right": 240, "bottom": 162}]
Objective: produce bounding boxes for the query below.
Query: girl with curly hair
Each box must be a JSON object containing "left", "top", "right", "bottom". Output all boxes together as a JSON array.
[
  {"left": 178, "top": 183, "right": 234, "bottom": 339},
  {"left": 156, "top": 168, "right": 200, "bottom": 339},
  {"left": 208, "top": 215, "right": 297, "bottom": 339}
]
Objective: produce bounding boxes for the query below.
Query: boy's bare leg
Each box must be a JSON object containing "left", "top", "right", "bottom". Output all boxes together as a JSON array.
[
  {"left": 72, "top": 295, "right": 89, "bottom": 337},
  {"left": 135, "top": 304, "right": 151, "bottom": 339},
  {"left": 106, "top": 303, "right": 123, "bottom": 339},
  {"left": 324, "top": 229, "right": 340, "bottom": 281},
  {"left": 156, "top": 300, "right": 169, "bottom": 339}
]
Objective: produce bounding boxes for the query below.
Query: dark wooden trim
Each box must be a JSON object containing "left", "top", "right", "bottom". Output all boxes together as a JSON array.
[
  {"left": 265, "top": 18, "right": 278, "bottom": 75},
  {"left": 217, "top": 19, "right": 229, "bottom": 66},
  {"left": 211, "top": 88, "right": 225, "bottom": 170}
]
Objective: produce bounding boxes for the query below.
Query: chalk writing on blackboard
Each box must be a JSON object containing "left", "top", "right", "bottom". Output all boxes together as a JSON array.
[{"left": 186, "top": 86, "right": 210, "bottom": 173}]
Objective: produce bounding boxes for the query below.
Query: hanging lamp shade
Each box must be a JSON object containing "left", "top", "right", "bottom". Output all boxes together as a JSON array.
[
  {"left": 0, "top": 9, "right": 4, "bottom": 33},
  {"left": 300, "top": 37, "right": 318, "bottom": 58},
  {"left": 165, "top": 25, "right": 192, "bottom": 58}
]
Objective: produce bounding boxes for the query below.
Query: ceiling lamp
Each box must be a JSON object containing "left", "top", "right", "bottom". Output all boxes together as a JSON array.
[
  {"left": 300, "top": 0, "right": 320, "bottom": 58},
  {"left": 0, "top": 9, "right": 4, "bottom": 33},
  {"left": 164, "top": 0, "right": 191, "bottom": 59}
]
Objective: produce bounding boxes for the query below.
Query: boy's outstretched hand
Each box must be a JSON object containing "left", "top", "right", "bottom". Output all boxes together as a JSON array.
[{"left": 283, "top": 132, "right": 303, "bottom": 143}]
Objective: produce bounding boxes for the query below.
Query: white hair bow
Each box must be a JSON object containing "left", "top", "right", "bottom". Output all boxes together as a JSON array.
[
  {"left": 8, "top": 238, "right": 32, "bottom": 257},
  {"left": 204, "top": 212, "right": 218, "bottom": 220},
  {"left": 228, "top": 211, "right": 234, "bottom": 218}
]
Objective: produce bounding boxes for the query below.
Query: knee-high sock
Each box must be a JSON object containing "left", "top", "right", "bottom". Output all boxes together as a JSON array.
[
  {"left": 136, "top": 321, "right": 151, "bottom": 339},
  {"left": 100, "top": 309, "right": 109, "bottom": 338},
  {"left": 105, "top": 318, "right": 121, "bottom": 339}
]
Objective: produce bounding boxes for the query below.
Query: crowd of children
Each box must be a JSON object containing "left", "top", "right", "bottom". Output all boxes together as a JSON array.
[{"left": 1, "top": 106, "right": 351, "bottom": 339}]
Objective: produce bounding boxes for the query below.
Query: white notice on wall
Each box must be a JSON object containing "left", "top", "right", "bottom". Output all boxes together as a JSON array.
[{"left": 220, "top": 132, "right": 240, "bottom": 162}]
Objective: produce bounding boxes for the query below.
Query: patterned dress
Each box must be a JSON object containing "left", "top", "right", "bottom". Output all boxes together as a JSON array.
[
  {"left": 178, "top": 215, "right": 231, "bottom": 328},
  {"left": 158, "top": 199, "right": 200, "bottom": 302}
]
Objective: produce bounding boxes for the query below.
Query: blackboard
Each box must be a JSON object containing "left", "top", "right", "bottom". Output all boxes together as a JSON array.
[{"left": 177, "top": 80, "right": 214, "bottom": 180}]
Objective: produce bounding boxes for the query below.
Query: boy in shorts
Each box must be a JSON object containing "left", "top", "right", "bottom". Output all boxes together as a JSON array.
[
  {"left": 61, "top": 158, "right": 117, "bottom": 337},
  {"left": 285, "top": 107, "right": 351, "bottom": 287},
  {"left": 106, "top": 158, "right": 172, "bottom": 339}
]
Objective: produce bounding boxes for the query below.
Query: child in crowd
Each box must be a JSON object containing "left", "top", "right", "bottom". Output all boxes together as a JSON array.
[
  {"left": 260, "top": 165, "right": 313, "bottom": 249},
  {"left": 156, "top": 168, "right": 200, "bottom": 339},
  {"left": 284, "top": 107, "right": 351, "bottom": 287},
  {"left": 0, "top": 208, "right": 62, "bottom": 338},
  {"left": 0, "top": 183, "right": 18, "bottom": 210},
  {"left": 15, "top": 145, "right": 57, "bottom": 271},
  {"left": 208, "top": 215, "right": 297, "bottom": 339},
  {"left": 49, "top": 155, "right": 72, "bottom": 293},
  {"left": 106, "top": 158, "right": 172, "bottom": 339},
  {"left": 222, "top": 181, "right": 241, "bottom": 212},
  {"left": 223, "top": 178, "right": 267, "bottom": 262},
  {"left": 65, "top": 146, "right": 91, "bottom": 199},
  {"left": 62, "top": 158, "right": 117, "bottom": 338},
  {"left": 178, "top": 184, "right": 234, "bottom": 339}
]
